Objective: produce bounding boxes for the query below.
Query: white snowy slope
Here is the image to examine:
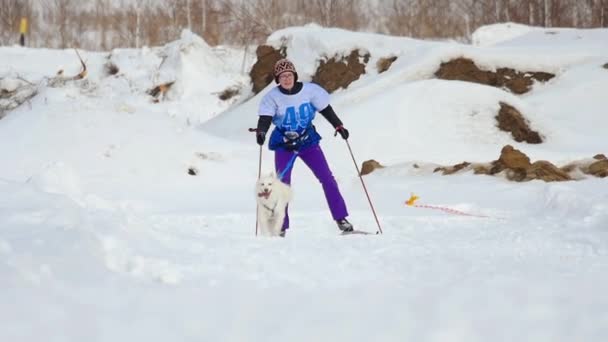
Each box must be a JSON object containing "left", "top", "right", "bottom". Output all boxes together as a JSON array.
[{"left": 1, "top": 25, "right": 607, "bottom": 342}]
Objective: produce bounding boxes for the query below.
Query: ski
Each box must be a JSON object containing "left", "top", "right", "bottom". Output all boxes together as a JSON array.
[{"left": 341, "top": 229, "right": 376, "bottom": 236}]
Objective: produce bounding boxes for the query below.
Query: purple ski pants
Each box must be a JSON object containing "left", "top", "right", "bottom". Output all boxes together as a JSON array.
[{"left": 275, "top": 144, "right": 348, "bottom": 230}]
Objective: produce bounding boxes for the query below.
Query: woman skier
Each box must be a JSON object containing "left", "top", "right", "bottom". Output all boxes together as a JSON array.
[{"left": 255, "top": 58, "right": 353, "bottom": 236}]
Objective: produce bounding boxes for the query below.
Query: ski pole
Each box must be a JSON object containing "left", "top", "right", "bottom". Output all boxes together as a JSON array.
[
  {"left": 344, "top": 139, "right": 383, "bottom": 234},
  {"left": 255, "top": 144, "right": 262, "bottom": 236},
  {"left": 249, "top": 128, "right": 263, "bottom": 236}
]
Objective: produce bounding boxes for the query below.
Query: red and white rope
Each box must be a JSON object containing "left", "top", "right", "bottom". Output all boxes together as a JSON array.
[
  {"left": 405, "top": 194, "right": 501, "bottom": 219},
  {"left": 409, "top": 204, "right": 491, "bottom": 218}
]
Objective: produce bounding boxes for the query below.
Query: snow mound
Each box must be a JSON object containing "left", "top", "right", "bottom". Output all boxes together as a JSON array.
[
  {"left": 108, "top": 30, "right": 241, "bottom": 100},
  {"left": 0, "top": 76, "right": 28, "bottom": 92},
  {"left": 472, "top": 22, "right": 538, "bottom": 46},
  {"left": 95, "top": 30, "right": 251, "bottom": 124}
]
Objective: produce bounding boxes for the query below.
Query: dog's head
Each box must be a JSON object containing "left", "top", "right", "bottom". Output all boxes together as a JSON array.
[{"left": 256, "top": 173, "right": 278, "bottom": 200}]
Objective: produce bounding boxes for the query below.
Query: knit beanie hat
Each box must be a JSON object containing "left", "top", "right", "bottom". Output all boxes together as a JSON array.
[{"left": 273, "top": 58, "right": 298, "bottom": 83}]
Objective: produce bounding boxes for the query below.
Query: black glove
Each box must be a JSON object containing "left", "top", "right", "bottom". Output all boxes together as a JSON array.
[
  {"left": 334, "top": 125, "right": 349, "bottom": 140},
  {"left": 256, "top": 131, "right": 266, "bottom": 145}
]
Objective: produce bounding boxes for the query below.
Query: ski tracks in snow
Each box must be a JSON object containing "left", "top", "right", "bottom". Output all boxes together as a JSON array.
[{"left": 95, "top": 208, "right": 608, "bottom": 291}]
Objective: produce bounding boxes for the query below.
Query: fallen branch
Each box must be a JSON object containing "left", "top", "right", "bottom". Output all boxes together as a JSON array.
[
  {"left": 48, "top": 49, "right": 88, "bottom": 87},
  {"left": 0, "top": 75, "right": 38, "bottom": 119},
  {"left": 72, "top": 49, "right": 88, "bottom": 80}
]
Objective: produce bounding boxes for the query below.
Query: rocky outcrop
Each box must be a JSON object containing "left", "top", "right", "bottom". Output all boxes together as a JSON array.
[
  {"left": 496, "top": 102, "right": 542, "bottom": 143},
  {"left": 435, "top": 58, "right": 554, "bottom": 94},
  {"left": 249, "top": 45, "right": 285, "bottom": 94},
  {"left": 312, "top": 50, "right": 370, "bottom": 93}
]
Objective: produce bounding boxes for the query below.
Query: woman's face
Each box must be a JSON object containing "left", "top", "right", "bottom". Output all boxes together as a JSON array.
[{"left": 278, "top": 72, "right": 295, "bottom": 90}]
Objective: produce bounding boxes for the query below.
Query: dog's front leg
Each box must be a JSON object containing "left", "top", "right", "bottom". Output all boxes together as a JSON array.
[{"left": 258, "top": 208, "right": 272, "bottom": 237}]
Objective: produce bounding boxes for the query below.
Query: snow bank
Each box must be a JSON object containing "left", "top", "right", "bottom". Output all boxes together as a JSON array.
[{"left": 206, "top": 24, "right": 608, "bottom": 164}]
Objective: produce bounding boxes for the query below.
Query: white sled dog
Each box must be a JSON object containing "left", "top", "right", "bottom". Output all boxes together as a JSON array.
[{"left": 255, "top": 173, "right": 292, "bottom": 237}]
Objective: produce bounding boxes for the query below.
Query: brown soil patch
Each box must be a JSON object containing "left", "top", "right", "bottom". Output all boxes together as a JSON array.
[
  {"left": 357, "top": 146, "right": 605, "bottom": 182},
  {"left": 377, "top": 56, "right": 397, "bottom": 74},
  {"left": 218, "top": 87, "right": 240, "bottom": 101},
  {"left": 473, "top": 164, "right": 492, "bottom": 175},
  {"left": 489, "top": 146, "right": 570, "bottom": 181},
  {"left": 361, "top": 159, "right": 384, "bottom": 176},
  {"left": 586, "top": 160, "right": 608, "bottom": 177},
  {"left": 526, "top": 161, "right": 571, "bottom": 182},
  {"left": 104, "top": 62, "right": 119, "bottom": 76},
  {"left": 312, "top": 50, "right": 370, "bottom": 93},
  {"left": 496, "top": 102, "right": 542, "bottom": 144},
  {"left": 435, "top": 58, "right": 554, "bottom": 94},
  {"left": 249, "top": 45, "right": 285, "bottom": 94},
  {"left": 434, "top": 162, "right": 470, "bottom": 175},
  {"left": 497, "top": 145, "right": 531, "bottom": 170},
  {"left": 434, "top": 145, "right": 581, "bottom": 182},
  {"left": 594, "top": 154, "right": 607, "bottom": 160}
]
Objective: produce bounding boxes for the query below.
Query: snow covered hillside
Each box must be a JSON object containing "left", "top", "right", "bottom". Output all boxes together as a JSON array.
[{"left": 1, "top": 24, "right": 607, "bottom": 342}]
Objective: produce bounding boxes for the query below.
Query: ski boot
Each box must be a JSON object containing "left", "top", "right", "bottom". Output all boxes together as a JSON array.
[{"left": 336, "top": 218, "right": 354, "bottom": 232}]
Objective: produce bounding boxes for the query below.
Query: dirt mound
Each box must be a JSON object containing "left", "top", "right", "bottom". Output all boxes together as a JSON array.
[
  {"left": 437, "top": 145, "right": 607, "bottom": 182},
  {"left": 434, "top": 145, "right": 608, "bottom": 182},
  {"left": 435, "top": 58, "right": 554, "bottom": 94},
  {"left": 496, "top": 102, "right": 542, "bottom": 143},
  {"left": 495, "top": 145, "right": 531, "bottom": 170},
  {"left": 527, "top": 161, "right": 571, "bottom": 182},
  {"left": 358, "top": 145, "right": 606, "bottom": 182},
  {"left": 249, "top": 45, "right": 285, "bottom": 94},
  {"left": 434, "top": 145, "right": 570, "bottom": 181},
  {"left": 312, "top": 50, "right": 370, "bottom": 93},
  {"left": 586, "top": 159, "right": 608, "bottom": 177}
]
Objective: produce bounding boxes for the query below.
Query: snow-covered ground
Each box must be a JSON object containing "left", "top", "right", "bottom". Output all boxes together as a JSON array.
[{"left": 1, "top": 24, "right": 607, "bottom": 341}]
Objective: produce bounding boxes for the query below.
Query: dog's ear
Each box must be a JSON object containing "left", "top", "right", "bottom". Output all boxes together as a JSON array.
[{"left": 269, "top": 171, "right": 276, "bottom": 178}]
